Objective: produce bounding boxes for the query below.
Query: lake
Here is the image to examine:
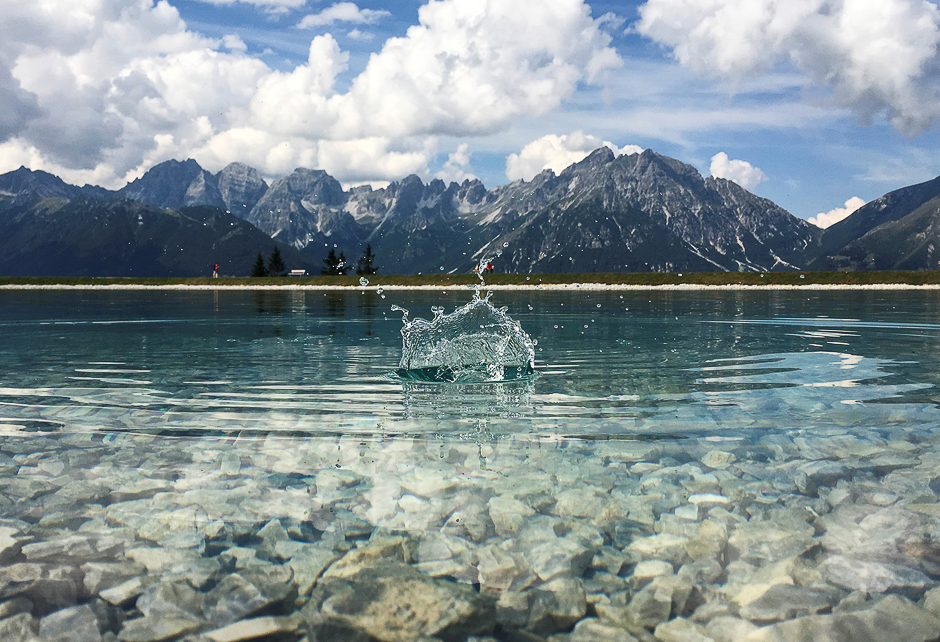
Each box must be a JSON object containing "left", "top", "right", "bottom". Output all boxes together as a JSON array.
[{"left": 1, "top": 286, "right": 939, "bottom": 640}]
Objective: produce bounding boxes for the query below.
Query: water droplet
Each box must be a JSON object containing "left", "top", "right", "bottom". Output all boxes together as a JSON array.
[
  {"left": 502, "top": 242, "right": 509, "bottom": 248},
  {"left": 800, "top": 274, "right": 805, "bottom": 279},
  {"left": 526, "top": 276, "right": 530, "bottom": 281},
  {"left": 440, "top": 266, "right": 445, "bottom": 271},
  {"left": 376, "top": 287, "right": 384, "bottom": 294},
  {"left": 583, "top": 324, "right": 589, "bottom": 329},
  {"left": 678, "top": 273, "right": 683, "bottom": 277},
  {"left": 553, "top": 325, "right": 559, "bottom": 329},
  {"left": 596, "top": 303, "right": 601, "bottom": 308},
  {"left": 359, "top": 277, "right": 369, "bottom": 287},
  {"left": 527, "top": 305, "right": 533, "bottom": 310}
]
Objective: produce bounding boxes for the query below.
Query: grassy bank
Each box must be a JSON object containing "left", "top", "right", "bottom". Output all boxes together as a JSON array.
[{"left": 3, "top": 270, "right": 940, "bottom": 287}]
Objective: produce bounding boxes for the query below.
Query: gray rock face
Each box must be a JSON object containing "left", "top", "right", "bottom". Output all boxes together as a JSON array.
[
  {"left": 247, "top": 168, "right": 360, "bottom": 251},
  {"left": 0, "top": 167, "right": 83, "bottom": 203},
  {"left": 118, "top": 159, "right": 224, "bottom": 210},
  {"left": 217, "top": 162, "right": 268, "bottom": 217}
]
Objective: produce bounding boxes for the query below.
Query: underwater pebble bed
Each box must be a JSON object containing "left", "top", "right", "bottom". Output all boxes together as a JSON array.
[{"left": 1, "top": 421, "right": 940, "bottom": 642}]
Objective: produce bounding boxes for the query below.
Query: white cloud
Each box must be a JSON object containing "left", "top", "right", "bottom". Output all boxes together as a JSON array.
[
  {"left": 346, "top": 29, "right": 375, "bottom": 41},
  {"left": 435, "top": 143, "right": 477, "bottom": 183},
  {"left": 505, "top": 131, "right": 642, "bottom": 181},
  {"left": 187, "top": 0, "right": 306, "bottom": 12},
  {"left": 297, "top": 3, "right": 391, "bottom": 29},
  {"left": 331, "top": 0, "right": 622, "bottom": 139},
  {"left": 0, "top": 0, "right": 622, "bottom": 188},
  {"left": 808, "top": 196, "right": 866, "bottom": 229},
  {"left": 317, "top": 138, "right": 431, "bottom": 183},
  {"left": 709, "top": 152, "right": 767, "bottom": 191},
  {"left": 636, "top": 0, "right": 940, "bottom": 136},
  {"left": 222, "top": 35, "right": 248, "bottom": 53}
]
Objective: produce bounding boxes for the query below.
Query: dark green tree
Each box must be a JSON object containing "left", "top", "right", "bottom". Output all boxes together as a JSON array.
[
  {"left": 321, "top": 248, "right": 352, "bottom": 275},
  {"left": 355, "top": 244, "right": 378, "bottom": 276},
  {"left": 321, "top": 248, "right": 340, "bottom": 275},
  {"left": 251, "top": 252, "right": 267, "bottom": 277},
  {"left": 266, "top": 246, "right": 286, "bottom": 276}
]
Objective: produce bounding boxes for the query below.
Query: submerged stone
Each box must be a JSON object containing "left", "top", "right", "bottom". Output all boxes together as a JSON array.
[
  {"left": 745, "top": 595, "right": 940, "bottom": 642},
  {"left": 304, "top": 561, "right": 496, "bottom": 641},
  {"left": 38, "top": 604, "right": 101, "bottom": 642}
]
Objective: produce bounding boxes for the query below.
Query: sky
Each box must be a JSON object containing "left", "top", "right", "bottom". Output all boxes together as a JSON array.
[{"left": 3, "top": 0, "right": 940, "bottom": 228}]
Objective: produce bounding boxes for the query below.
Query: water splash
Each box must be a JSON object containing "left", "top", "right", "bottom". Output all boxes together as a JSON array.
[{"left": 393, "top": 291, "right": 535, "bottom": 383}]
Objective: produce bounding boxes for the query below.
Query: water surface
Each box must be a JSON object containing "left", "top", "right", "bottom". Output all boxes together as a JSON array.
[{"left": 2, "top": 287, "right": 940, "bottom": 640}]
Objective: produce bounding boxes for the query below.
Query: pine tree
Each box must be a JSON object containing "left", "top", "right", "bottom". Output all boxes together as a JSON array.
[
  {"left": 355, "top": 244, "right": 378, "bottom": 276},
  {"left": 266, "top": 246, "right": 286, "bottom": 276},
  {"left": 321, "top": 248, "right": 352, "bottom": 275},
  {"left": 251, "top": 252, "right": 267, "bottom": 277},
  {"left": 337, "top": 251, "right": 351, "bottom": 275},
  {"left": 321, "top": 248, "right": 340, "bottom": 275}
]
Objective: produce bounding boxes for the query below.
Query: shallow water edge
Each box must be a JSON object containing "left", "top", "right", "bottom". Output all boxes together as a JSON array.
[{"left": 3, "top": 282, "right": 940, "bottom": 292}]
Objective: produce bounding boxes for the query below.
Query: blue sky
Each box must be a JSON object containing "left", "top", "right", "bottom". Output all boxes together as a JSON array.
[{"left": 3, "top": 0, "right": 940, "bottom": 227}]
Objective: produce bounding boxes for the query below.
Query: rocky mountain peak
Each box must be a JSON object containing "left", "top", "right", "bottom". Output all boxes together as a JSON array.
[
  {"left": 119, "top": 159, "right": 223, "bottom": 210},
  {"left": 0, "top": 166, "right": 79, "bottom": 200},
  {"left": 280, "top": 168, "right": 344, "bottom": 207},
  {"left": 218, "top": 162, "right": 268, "bottom": 217}
]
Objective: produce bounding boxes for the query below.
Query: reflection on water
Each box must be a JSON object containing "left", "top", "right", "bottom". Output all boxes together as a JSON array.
[{"left": 1, "top": 289, "right": 940, "bottom": 437}]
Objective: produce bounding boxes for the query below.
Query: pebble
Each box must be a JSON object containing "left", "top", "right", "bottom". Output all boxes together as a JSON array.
[{"left": 0, "top": 424, "right": 935, "bottom": 641}]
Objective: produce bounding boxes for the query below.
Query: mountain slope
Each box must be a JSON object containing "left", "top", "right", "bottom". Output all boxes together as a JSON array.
[
  {"left": 810, "top": 176, "right": 940, "bottom": 271},
  {"left": 0, "top": 148, "right": 870, "bottom": 277},
  {"left": 0, "top": 197, "right": 316, "bottom": 277},
  {"left": 464, "top": 148, "right": 820, "bottom": 274},
  {"left": 117, "top": 160, "right": 269, "bottom": 215}
]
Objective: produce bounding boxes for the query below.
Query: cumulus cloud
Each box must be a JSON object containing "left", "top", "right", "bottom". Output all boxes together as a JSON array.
[
  {"left": 808, "top": 196, "right": 866, "bottom": 229},
  {"left": 506, "top": 131, "right": 642, "bottom": 181},
  {"left": 331, "top": 0, "right": 622, "bottom": 139},
  {"left": 222, "top": 35, "right": 248, "bottom": 53},
  {"left": 346, "top": 29, "right": 375, "bottom": 41},
  {"left": 0, "top": 63, "right": 40, "bottom": 143},
  {"left": 0, "top": 0, "right": 621, "bottom": 188},
  {"left": 636, "top": 0, "right": 940, "bottom": 135},
  {"left": 188, "top": 0, "right": 306, "bottom": 11},
  {"left": 435, "top": 143, "right": 477, "bottom": 183},
  {"left": 297, "top": 3, "right": 392, "bottom": 29},
  {"left": 317, "top": 137, "right": 431, "bottom": 183},
  {"left": 709, "top": 152, "right": 767, "bottom": 191}
]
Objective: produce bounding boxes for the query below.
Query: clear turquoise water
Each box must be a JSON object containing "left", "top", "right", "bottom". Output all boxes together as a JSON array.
[
  {"left": 4, "top": 287, "right": 940, "bottom": 636},
  {"left": 1, "top": 288, "right": 939, "bottom": 439}
]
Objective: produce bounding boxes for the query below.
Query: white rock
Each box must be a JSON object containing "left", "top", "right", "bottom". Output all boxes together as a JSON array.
[
  {"left": 487, "top": 495, "right": 534, "bottom": 536},
  {"left": 702, "top": 450, "right": 736, "bottom": 470}
]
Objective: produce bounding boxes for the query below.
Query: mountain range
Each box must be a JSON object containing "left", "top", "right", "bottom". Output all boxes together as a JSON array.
[{"left": 1, "top": 149, "right": 938, "bottom": 276}]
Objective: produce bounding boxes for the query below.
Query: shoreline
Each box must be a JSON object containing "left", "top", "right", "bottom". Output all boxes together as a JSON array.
[{"left": 3, "top": 282, "right": 940, "bottom": 291}]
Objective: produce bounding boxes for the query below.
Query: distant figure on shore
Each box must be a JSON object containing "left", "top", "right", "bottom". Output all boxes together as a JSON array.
[
  {"left": 477, "top": 260, "right": 494, "bottom": 274},
  {"left": 212, "top": 263, "right": 219, "bottom": 278}
]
